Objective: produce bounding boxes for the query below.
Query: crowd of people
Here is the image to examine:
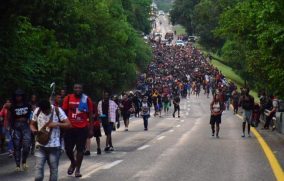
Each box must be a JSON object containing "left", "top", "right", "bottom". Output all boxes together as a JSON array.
[{"left": 0, "top": 39, "right": 281, "bottom": 180}]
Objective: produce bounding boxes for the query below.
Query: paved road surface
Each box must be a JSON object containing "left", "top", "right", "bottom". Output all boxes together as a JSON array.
[{"left": 0, "top": 94, "right": 275, "bottom": 181}]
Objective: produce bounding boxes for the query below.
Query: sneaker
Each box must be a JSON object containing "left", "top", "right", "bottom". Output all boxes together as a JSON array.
[
  {"left": 97, "top": 148, "right": 102, "bottom": 155},
  {"left": 144, "top": 128, "right": 148, "bottom": 131},
  {"left": 84, "top": 150, "right": 90, "bottom": 156},
  {"left": 109, "top": 147, "right": 114, "bottom": 152},
  {"left": 104, "top": 147, "right": 110, "bottom": 152},
  {"left": 125, "top": 128, "right": 128, "bottom": 131},
  {"left": 212, "top": 133, "right": 215, "bottom": 137},
  {"left": 22, "top": 163, "right": 29, "bottom": 171},
  {"left": 242, "top": 134, "right": 245, "bottom": 138},
  {"left": 15, "top": 166, "right": 21, "bottom": 172},
  {"left": 216, "top": 135, "right": 220, "bottom": 138}
]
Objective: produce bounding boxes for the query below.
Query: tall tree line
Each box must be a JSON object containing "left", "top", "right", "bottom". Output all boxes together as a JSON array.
[
  {"left": 0, "top": 0, "right": 152, "bottom": 100},
  {"left": 170, "top": 0, "right": 284, "bottom": 97}
]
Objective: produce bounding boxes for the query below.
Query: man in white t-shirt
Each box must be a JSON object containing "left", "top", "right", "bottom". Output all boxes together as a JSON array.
[{"left": 30, "top": 100, "right": 71, "bottom": 181}]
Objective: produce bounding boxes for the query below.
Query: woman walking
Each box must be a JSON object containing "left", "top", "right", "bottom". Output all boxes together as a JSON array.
[
  {"left": 141, "top": 96, "right": 151, "bottom": 131},
  {"left": 210, "top": 94, "right": 224, "bottom": 138}
]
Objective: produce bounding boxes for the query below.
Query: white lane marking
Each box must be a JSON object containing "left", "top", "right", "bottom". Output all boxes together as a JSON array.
[
  {"left": 169, "top": 129, "right": 174, "bottom": 132},
  {"left": 137, "top": 145, "right": 150, "bottom": 150},
  {"left": 181, "top": 120, "right": 184, "bottom": 122},
  {"left": 82, "top": 160, "right": 123, "bottom": 178},
  {"left": 176, "top": 125, "right": 181, "bottom": 128},
  {"left": 102, "top": 160, "right": 123, "bottom": 169},
  {"left": 157, "top": 136, "right": 165, "bottom": 140},
  {"left": 81, "top": 163, "right": 104, "bottom": 178}
]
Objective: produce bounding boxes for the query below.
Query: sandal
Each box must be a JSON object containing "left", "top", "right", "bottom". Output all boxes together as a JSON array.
[{"left": 67, "top": 164, "right": 76, "bottom": 175}]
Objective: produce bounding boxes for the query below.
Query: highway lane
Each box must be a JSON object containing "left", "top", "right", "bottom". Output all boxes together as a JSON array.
[{"left": 0, "top": 94, "right": 275, "bottom": 181}]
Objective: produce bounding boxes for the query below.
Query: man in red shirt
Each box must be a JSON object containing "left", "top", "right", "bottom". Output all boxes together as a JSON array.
[{"left": 62, "top": 83, "right": 93, "bottom": 178}]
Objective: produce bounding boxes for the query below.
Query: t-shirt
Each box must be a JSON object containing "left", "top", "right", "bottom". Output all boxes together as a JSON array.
[
  {"left": 212, "top": 102, "right": 221, "bottom": 113},
  {"left": 32, "top": 106, "right": 67, "bottom": 147},
  {"left": 10, "top": 103, "right": 32, "bottom": 127},
  {"left": 62, "top": 94, "right": 93, "bottom": 128},
  {"left": 173, "top": 97, "right": 180, "bottom": 106},
  {"left": 141, "top": 102, "right": 150, "bottom": 116},
  {"left": 121, "top": 99, "right": 132, "bottom": 113}
]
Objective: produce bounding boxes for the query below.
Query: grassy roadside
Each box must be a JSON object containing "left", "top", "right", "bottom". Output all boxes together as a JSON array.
[
  {"left": 211, "top": 59, "right": 259, "bottom": 102},
  {"left": 196, "top": 43, "right": 260, "bottom": 102},
  {"left": 173, "top": 25, "right": 186, "bottom": 35}
]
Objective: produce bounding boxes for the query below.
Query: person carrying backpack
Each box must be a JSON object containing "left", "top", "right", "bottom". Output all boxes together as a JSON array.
[
  {"left": 30, "top": 100, "right": 71, "bottom": 181},
  {"left": 62, "top": 83, "right": 94, "bottom": 177},
  {"left": 239, "top": 88, "right": 254, "bottom": 137},
  {"left": 210, "top": 94, "right": 224, "bottom": 138}
]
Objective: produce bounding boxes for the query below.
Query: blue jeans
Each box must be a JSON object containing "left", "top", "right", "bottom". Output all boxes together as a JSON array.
[
  {"left": 142, "top": 115, "right": 150, "bottom": 129},
  {"left": 12, "top": 122, "right": 31, "bottom": 166},
  {"left": 35, "top": 146, "right": 61, "bottom": 181},
  {"left": 3, "top": 128, "right": 13, "bottom": 152}
]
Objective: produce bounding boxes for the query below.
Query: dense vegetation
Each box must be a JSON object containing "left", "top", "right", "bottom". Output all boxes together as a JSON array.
[
  {"left": 170, "top": 0, "right": 284, "bottom": 98},
  {"left": 0, "top": 0, "right": 152, "bottom": 100}
]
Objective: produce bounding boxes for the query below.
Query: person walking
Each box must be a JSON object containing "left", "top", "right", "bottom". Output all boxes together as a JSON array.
[
  {"left": 30, "top": 94, "right": 38, "bottom": 155},
  {"left": 30, "top": 100, "right": 70, "bottom": 181},
  {"left": 263, "top": 96, "right": 278, "bottom": 131},
  {"left": 232, "top": 90, "right": 240, "bottom": 114},
  {"left": 141, "top": 96, "right": 151, "bottom": 131},
  {"left": 98, "top": 91, "right": 118, "bottom": 152},
  {"left": 210, "top": 94, "right": 223, "bottom": 138},
  {"left": 62, "top": 83, "right": 93, "bottom": 177},
  {"left": 239, "top": 88, "right": 254, "bottom": 137},
  {"left": 0, "top": 99, "right": 13, "bottom": 156},
  {"left": 10, "top": 89, "right": 32, "bottom": 171},
  {"left": 84, "top": 101, "right": 102, "bottom": 156},
  {"left": 120, "top": 94, "right": 133, "bottom": 131},
  {"left": 173, "top": 95, "right": 181, "bottom": 118},
  {"left": 162, "top": 94, "right": 171, "bottom": 114}
]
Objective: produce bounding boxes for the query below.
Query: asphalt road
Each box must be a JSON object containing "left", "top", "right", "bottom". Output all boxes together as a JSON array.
[{"left": 0, "top": 94, "right": 275, "bottom": 181}]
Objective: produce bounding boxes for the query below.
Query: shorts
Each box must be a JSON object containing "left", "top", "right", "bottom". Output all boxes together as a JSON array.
[
  {"left": 93, "top": 124, "right": 102, "bottom": 138},
  {"left": 210, "top": 114, "right": 221, "bottom": 124},
  {"left": 102, "top": 122, "right": 114, "bottom": 135},
  {"left": 163, "top": 102, "right": 170, "bottom": 109},
  {"left": 243, "top": 110, "right": 252, "bottom": 124},
  {"left": 122, "top": 112, "right": 130, "bottom": 121},
  {"left": 64, "top": 127, "right": 88, "bottom": 153}
]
